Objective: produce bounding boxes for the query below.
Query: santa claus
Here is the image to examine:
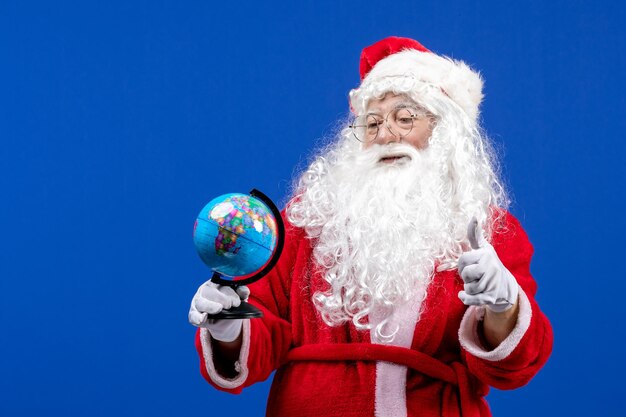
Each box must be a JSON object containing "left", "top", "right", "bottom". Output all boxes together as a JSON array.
[{"left": 189, "top": 37, "right": 553, "bottom": 417}]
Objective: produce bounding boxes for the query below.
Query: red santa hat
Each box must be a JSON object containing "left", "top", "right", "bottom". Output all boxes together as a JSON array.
[{"left": 349, "top": 36, "right": 484, "bottom": 123}]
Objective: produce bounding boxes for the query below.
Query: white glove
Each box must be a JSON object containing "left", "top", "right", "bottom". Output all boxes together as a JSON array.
[
  {"left": 188, "top": 280, "right": 251, "bottom": 342},
  {"left": 457, "top": 217, "right": 519, "bottom": 313}
]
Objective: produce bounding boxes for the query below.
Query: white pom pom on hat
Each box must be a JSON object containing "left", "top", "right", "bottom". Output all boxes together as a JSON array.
[{"left": 349, "top": 36, "right": 484, "bottom": 123}]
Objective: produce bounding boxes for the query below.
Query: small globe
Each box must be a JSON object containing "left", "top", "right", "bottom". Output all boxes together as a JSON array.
[{"left": 193, "top": 193, "right": 279, "bottom": 278}]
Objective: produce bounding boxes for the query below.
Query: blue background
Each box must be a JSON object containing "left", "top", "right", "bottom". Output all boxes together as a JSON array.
[{"left": 1, "top": 1, "right": 624, "bottom": 416}]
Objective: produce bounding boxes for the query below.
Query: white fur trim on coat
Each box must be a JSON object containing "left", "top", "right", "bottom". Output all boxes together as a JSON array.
[
  {"left": 199, "top": 319, "right": 251, "bottom": 389},
  {"left": 370, "top": 283, "right": 426, "bottom": 417},
  {"left": 349, "top": 49, "right": 484, "bottom": 122},
  {"left": 458, "top": 285, "right": 532, "bottom": 361}
]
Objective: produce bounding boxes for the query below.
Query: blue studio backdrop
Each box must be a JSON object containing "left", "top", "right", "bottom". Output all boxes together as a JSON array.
[{"left": 1, "top": 1, "right": 624, "bottom": 416}]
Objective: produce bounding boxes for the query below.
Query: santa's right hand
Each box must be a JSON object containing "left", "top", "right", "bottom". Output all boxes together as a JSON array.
[{"left": 188, "top": 280, "right": 250, "bottom": 342}]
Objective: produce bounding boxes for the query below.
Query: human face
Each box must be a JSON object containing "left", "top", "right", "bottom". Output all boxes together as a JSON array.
[{"left": 362, "top": 93, "right": 434, "bottom": 151}]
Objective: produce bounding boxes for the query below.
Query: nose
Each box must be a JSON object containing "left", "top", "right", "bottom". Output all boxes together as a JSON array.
[{"left": 376, "top": 121, "right": 400, "bottom": 145}]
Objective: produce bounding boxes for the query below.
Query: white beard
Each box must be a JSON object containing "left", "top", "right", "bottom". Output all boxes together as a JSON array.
[
  {"left": 287, "top": 114, "right": 508, "bottom": 343},
  {"left": 288, "top": 140, "right": 462, "bottom": 342}
]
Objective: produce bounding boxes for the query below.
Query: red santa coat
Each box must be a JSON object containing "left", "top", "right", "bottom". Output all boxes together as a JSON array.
[{"left": 195, "top": 211, "right": 553, "bottom": 416}]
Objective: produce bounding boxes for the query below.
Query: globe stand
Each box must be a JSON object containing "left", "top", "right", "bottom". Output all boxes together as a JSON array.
[{"left": 207, "top": 188, "right": 285, "bottom": 320}]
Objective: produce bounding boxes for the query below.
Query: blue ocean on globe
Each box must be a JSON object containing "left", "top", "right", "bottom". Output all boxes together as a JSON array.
[{"left": 193, "top": 193, "right": 278, "bottom": 278}]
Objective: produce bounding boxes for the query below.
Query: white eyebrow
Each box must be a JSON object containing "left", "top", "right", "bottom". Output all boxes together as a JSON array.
[{"left": 366, "top": 101, "right": 420, "bottom": 115}]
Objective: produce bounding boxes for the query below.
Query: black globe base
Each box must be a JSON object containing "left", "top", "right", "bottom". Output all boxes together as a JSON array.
[{"left": 210, "top": 301, "right": 263, "bottom": 319}]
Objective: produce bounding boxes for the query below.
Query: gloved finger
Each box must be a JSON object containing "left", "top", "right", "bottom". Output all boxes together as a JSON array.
[
  {"left": 188, "top": 309, "right": 209, "bottom": 327},
  {"left": 463, "top": 268, "right": 496, "bottom": 295},
  {"left": 218, "top": 286, "right": 241, "bottom": 308},
  {"left": 458, "top": 291, "right": 494, "bottom": 306},
  {"left": 460, "top": 263, "right": 483, "bottom": 284},
  {"left": 235, "top": 285, "right": 250, "bottom": 300},
  {"left": 199, "top": 280, "right": 217, "bottom": 292},
  {"left": 199, "top": 284, "right": 234, "bottom": 307},
  {"left": 467, "top": 216, "right": 486, "bottom": 250},
  {"left": 457, "top": 249, "right": 483, "bottom": 273},
  {"left": 194, "top": 296, "right": 225, "bottom": 314}
]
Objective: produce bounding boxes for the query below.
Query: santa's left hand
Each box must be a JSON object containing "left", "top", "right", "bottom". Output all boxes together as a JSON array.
[{"left": 457, "top": 217, "right": 519, "bottom": 313}]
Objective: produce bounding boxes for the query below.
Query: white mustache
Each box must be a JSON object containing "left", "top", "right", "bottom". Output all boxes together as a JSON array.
[{"left": 356, "top": 144, "right": 422, "bottom": 165}]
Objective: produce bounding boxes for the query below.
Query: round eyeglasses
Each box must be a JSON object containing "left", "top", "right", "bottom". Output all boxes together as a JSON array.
[{"left": 349, "top": 107, "right": 431, "bottom": 143}]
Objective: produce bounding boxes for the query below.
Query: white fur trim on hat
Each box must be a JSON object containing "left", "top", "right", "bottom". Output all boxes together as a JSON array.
[{"left": 349, "top": 49, "right": 484, "bottom": 122}]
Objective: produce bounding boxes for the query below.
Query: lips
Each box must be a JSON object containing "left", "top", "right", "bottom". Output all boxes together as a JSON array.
[{"left": 379, "top": 153, "right": 411, "bottom": 164}]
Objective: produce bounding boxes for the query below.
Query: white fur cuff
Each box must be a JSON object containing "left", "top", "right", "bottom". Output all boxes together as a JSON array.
[
  {"left": 458, "top": 286, "right": 532, "bottom": 361},
  {"left": 200, "top": 319, "right": 251, "bottom": 389}
]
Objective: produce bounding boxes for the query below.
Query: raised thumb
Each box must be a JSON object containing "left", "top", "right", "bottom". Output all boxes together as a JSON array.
[{"left": 467, "top": 216, "right": 485, "bottom": 250}]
